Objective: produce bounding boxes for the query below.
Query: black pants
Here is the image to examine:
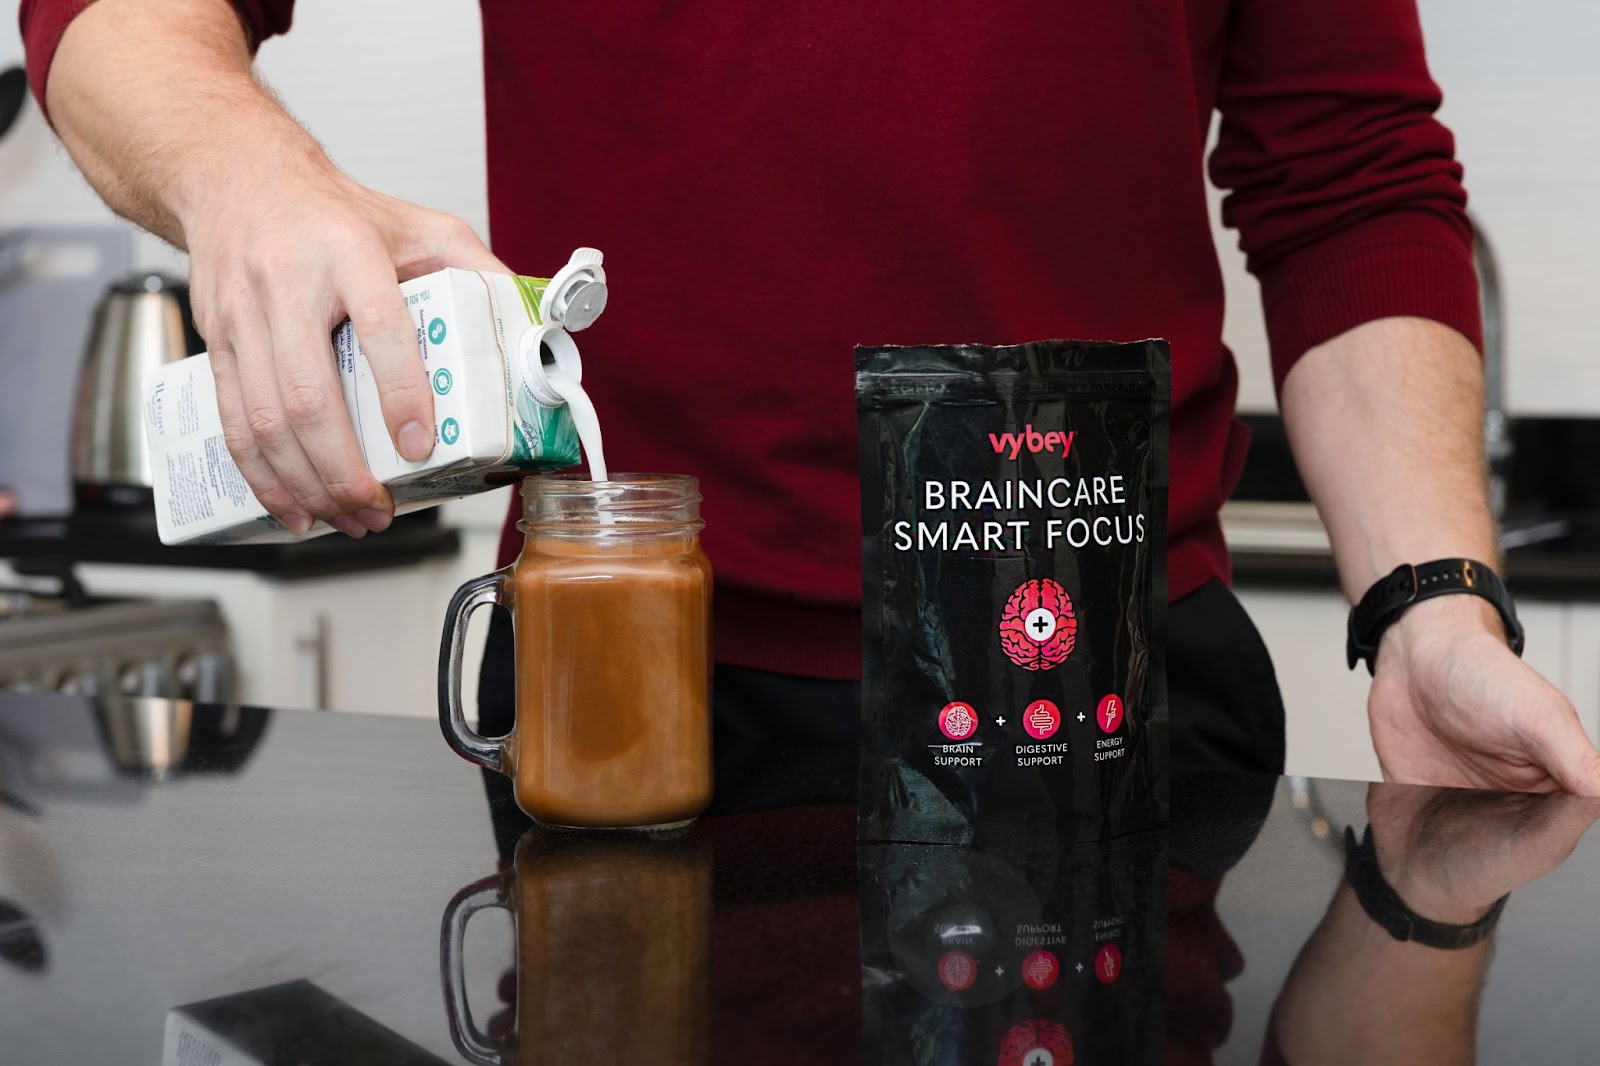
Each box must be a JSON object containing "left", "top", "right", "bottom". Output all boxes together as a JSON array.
[{"left": 477, "top": 578, "right": 1284, "bottom": 841}]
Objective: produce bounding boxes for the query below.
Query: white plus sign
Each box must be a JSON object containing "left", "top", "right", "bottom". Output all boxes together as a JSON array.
[
  {"left": 995, "top": 717, "right": 1007, "bottom": 727},
  {"left": 1075, "top": 962, "right": 1084, "bottom": 973},
  {"left": 994, "top": 965, "right": 1005, "bottom": 977},
  {"left": 1076, "top": 712, "right": 1086, "bottom": 723}
]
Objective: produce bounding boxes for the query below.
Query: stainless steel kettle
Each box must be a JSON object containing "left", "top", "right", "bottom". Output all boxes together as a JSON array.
[{"left": 71, "top": 274, "right": 200, "bottom": 507}]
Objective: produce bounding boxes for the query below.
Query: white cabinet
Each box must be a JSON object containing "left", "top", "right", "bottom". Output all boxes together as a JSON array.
[
  {"left": 1234, "top": 588, "right": 1574, "bottom": 782},
  {"left": 1561, "top": 605, "right": 1600, "bottom": 744},
  {"left": 1234, "top": 588, "right": 1381, "bottom": 782},
  {"left": 1516, "top": 601, "right": 1570, "bottom": 712}
]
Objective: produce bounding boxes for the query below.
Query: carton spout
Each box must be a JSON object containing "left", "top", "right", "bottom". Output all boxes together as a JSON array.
[{"left": 517, "top": 324, "right": 583, "bottom": 408}]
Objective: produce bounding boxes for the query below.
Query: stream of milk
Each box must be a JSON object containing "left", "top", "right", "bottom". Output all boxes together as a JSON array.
[{"left": 546, "top": 370, "right": 608, "bottom": 482}]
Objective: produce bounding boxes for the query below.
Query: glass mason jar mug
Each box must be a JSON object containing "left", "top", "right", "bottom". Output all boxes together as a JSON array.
[{"left": 439, "top": 475, "right": 713, "bottom": 829}]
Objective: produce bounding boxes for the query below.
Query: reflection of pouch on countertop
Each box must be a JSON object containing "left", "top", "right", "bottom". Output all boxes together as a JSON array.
[
  {"left": 859, "top": 830, "right": 1167, "bottom": 1066},
  {"left": 162, "top": 979, "right": 450, "bottom": 1066}
]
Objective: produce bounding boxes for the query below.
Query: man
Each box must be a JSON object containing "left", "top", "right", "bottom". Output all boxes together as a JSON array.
[{"left": 22, "top": 0, "right": 1600, "bottom": 792}]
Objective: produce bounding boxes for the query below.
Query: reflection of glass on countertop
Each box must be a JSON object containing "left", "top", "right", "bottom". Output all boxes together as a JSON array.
[{"left": 441, "top": 826, "right": 712, "bottom": 1066}]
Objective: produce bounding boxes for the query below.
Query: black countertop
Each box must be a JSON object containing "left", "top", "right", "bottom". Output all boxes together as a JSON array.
[
  {"left": 0, "top": 508, "right": 460, "bottom": 578},
  {"left": 1231, "top": 532, "right": 1600, "bottom": 598},
  {"left": 1231, "top": 413, "right": 1600, "bottom": 596},
  {"left": 1, "top": 692, "right": 1594, "bottom": 1063}
]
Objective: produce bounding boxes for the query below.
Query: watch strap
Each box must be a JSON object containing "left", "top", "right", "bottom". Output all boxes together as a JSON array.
[
  {"left": 1343, "top": 825, "right": 1507, "bottom": 950},
  {"left": 1347, "top": 559, "right": 1524, "bottom": 675}
]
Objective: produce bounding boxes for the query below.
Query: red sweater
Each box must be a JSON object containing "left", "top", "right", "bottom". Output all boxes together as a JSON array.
[{"left": 25, "top": 0, "right": 1481, "bottom": 679}]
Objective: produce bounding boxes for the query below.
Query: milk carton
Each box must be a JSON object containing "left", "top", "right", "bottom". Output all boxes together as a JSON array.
[{"left": 143, "top": 250, "right": 608, "bottom": 545}]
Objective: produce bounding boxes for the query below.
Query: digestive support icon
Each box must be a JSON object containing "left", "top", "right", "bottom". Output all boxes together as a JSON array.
[
  {"left": 1021, "top": 949, "right": 1059, "bottom": 990},
  {"left": 1022, "top": 699, "right": 1060, "bottom": 740},
  {"left": 999, "top": 579, "right": 1077, "bottom": 671}
]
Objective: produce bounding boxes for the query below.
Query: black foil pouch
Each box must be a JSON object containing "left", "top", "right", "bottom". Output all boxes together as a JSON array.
[
  {"left": 859, "top": 830, "right": 1168, "bottom": 1066},
  {"left": 857, "top": 340, "right": 1171, "bottom": 844}
]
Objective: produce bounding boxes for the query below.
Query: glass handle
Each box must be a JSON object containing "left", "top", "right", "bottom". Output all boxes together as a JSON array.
[
  {"left": 439, "top": 872, "right": 509, "bottom": 1066},
  {"left": 438, "top": 571, "right": 510, "bottom": 773}
]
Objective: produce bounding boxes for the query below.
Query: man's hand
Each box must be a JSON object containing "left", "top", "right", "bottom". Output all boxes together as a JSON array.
[
  {"left": 1369, "top": 597, "right": 1600, "bottom": 795},
  {"left": 45, "top": 0, "right": 507, "bottom": 537},
  {"left": 185, "top": 160, "right": 506, "bottom": 536},
  {"left": 1283, "top": 316, "right": 1600, "bottom": 793}
]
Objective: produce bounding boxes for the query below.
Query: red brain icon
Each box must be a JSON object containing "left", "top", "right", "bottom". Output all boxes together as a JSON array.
[
  {"left": 999, "top": 579, "right": 1077, "bottom": 671},
  {"left": 938, "top": 950, "right": 977, "bottom": 992},
  {"left": 996, "top": 1020, "right": 1074, "bottom": 1066}
]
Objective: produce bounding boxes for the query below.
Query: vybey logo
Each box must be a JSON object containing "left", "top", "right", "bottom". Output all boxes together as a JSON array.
[{"left": 989, "top": 425, "right": 1076, "bottom": 460}]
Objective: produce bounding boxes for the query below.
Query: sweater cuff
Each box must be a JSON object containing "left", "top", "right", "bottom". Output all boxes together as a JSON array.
[
  {"left": 19, "top": 0, "right": 91, "bottom": 121},
  {"left": 20, "top": 0, "right": 292, "bottom": 124},
  {"left": 1261, "top": 214, "right": 1484, "bottom": 392}
]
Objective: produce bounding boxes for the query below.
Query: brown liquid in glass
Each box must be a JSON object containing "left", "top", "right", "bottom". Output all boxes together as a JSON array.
[{"left": 511, "top": 534, "right": 712, "bottom": 827}]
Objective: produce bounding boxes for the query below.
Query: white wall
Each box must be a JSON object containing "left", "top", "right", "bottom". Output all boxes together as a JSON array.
[
  {"left": 1228, "top": 0, "right": 1600, "bottom": 414},
  {"left": 0, "top": 0, "right": 488, "bottom": 273}
]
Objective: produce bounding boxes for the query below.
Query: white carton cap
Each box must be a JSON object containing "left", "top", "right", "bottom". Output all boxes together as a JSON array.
[{"left": 540, "top": 248, "right": 608, "bottom": 331}]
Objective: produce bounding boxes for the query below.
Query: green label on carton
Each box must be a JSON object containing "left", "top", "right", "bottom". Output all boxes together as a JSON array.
[
  {"left": 511, "top": 389, "right": 582, "bottom": 468},
  {"left": 502, "top": 272, "right": 580, "bottom": 469},
  {"left": 512, "top": 276, "right": 552, "bottom": 325}
]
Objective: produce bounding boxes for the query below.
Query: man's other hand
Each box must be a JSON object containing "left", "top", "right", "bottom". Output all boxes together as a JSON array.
[{"left": 1369, "top": 596, "right": 1600, "bottom": 795}]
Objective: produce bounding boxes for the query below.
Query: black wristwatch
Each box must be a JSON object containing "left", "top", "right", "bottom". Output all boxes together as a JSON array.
[
  {"left": 1346, "top": 559, "right": 1524, "bottom": 675},
  {"left": 1343, "top": 825, "right": 1507, "bottom": 949}
]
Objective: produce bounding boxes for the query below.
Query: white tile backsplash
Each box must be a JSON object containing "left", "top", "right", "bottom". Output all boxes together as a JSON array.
[{"left": 0, "top": 1, "right": 488, "bottom": 274}]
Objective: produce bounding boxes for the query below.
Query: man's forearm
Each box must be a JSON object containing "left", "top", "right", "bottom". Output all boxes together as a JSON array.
[
  {"left": 46, "top": 0, "right": 328, "bottom": 248},
  {"left": 1281, "top": 316, "right": 1495, "bottom": 605}
]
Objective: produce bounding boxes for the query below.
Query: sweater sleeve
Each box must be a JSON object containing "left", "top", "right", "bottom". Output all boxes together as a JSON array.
[
  {"left": 1209, "top": 0, "right": 1482, "bottom": 391},
  {"left": 19, "top": 0, "right": 297, "bottom": 121}
]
